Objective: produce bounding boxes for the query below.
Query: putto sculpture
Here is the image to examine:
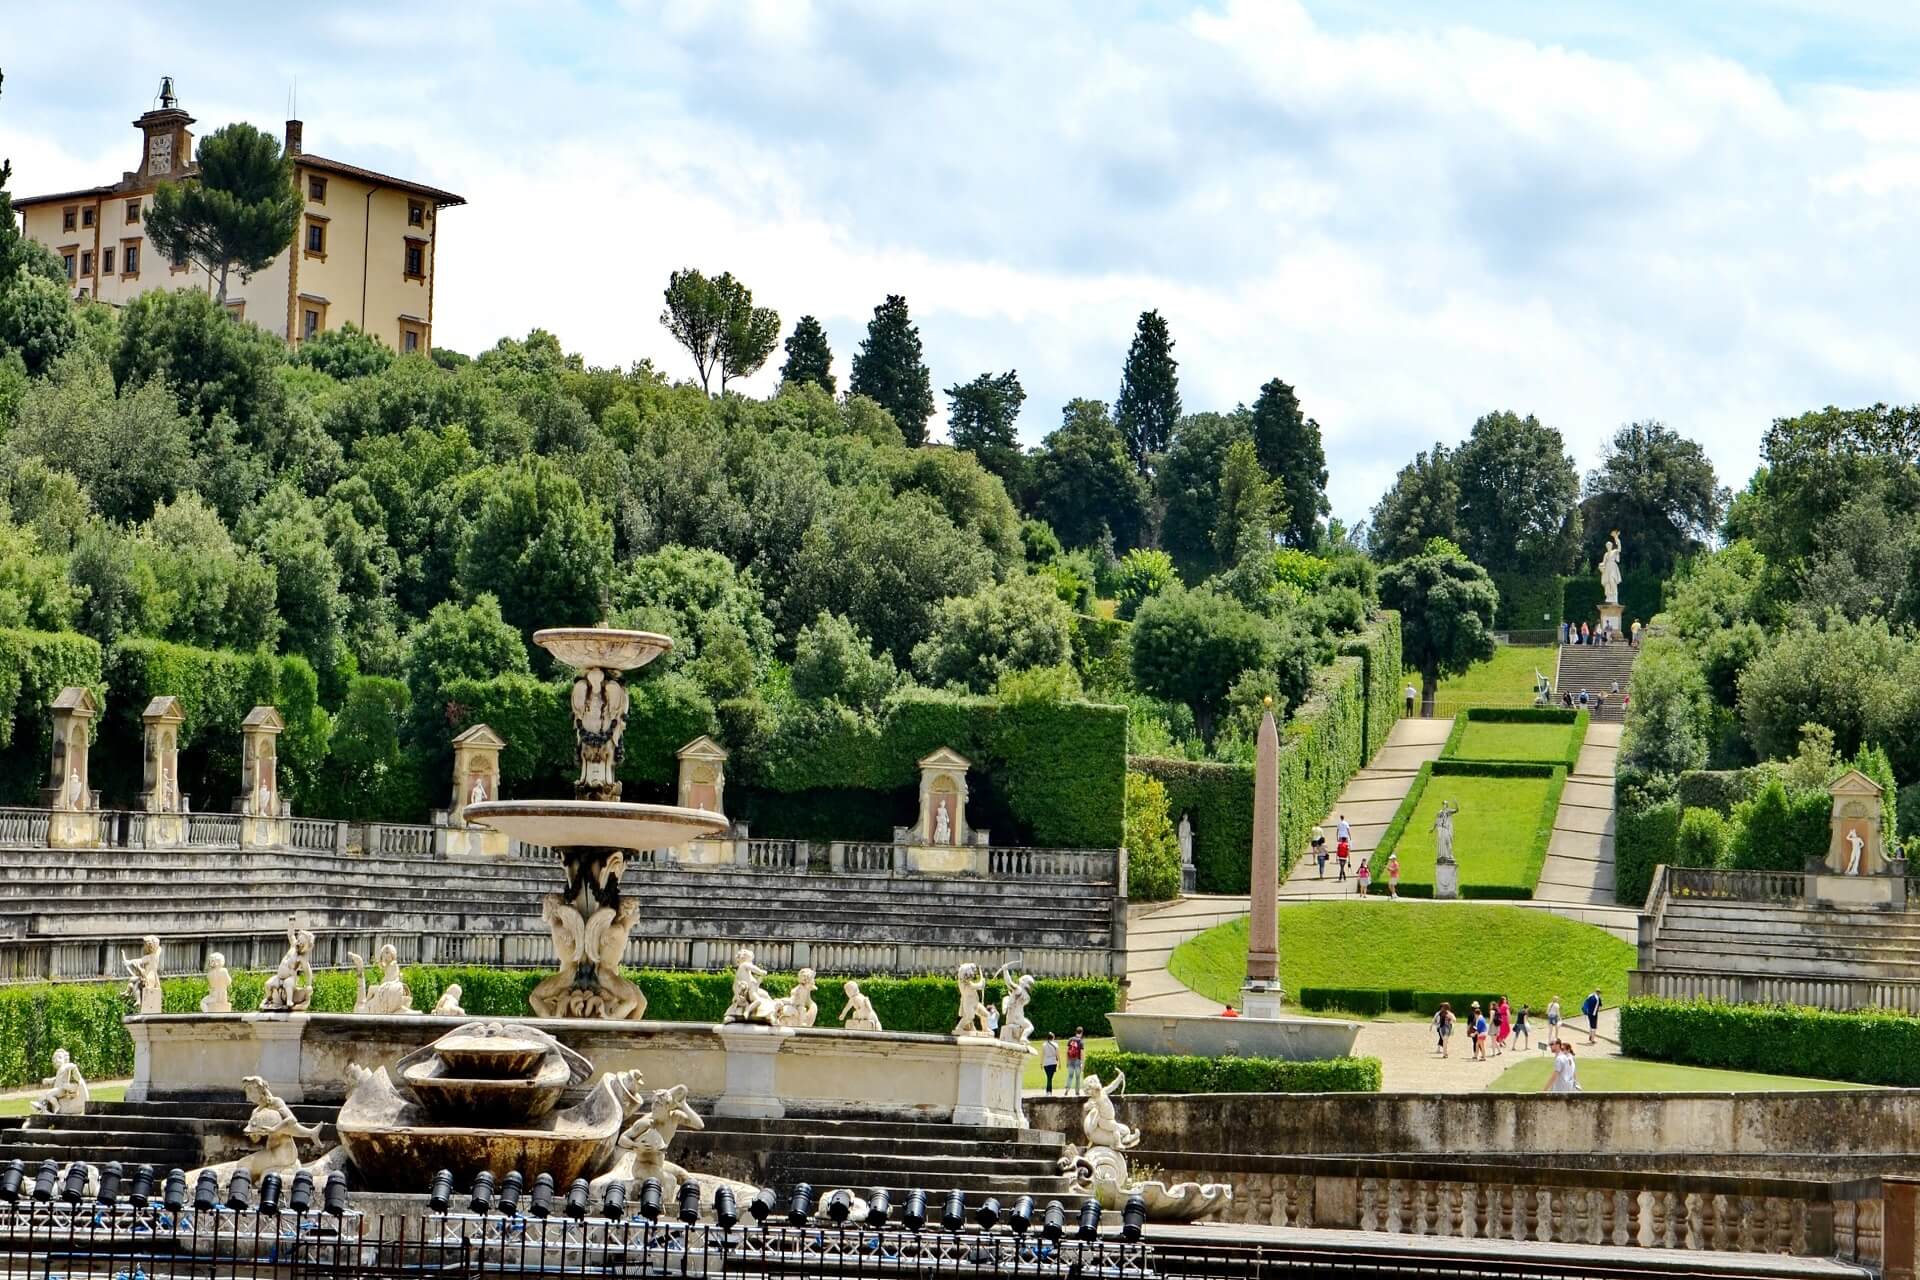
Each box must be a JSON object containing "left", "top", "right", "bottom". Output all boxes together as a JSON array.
[
  {"left": 772, "top": 967, "right": 818, "bottom": 1027},
  {"left": 201, "top": 952, "right": 232, "bottom": 1013},
  {"left": 996, "top": 963, "right": 1036, "bottom": 1050},
  {"left": 841, "top": 979, "right": 883, "bottom": 1032},
  {"left": 724, "top": 947, "right": 778, "bottom": 1024},
  {"left": 431, "top": 983, "right": 465, "bottom": 1016},
  {"left": 953, "top": 962, "right": 991, "bottom": 1037},
  {"left": 351, "top": 943, "right": 418, "bottom": 1015},
  {"left": 122, "top": 935, "right": 163, "bottom": 1014},
  {"left": 31, "top": 1047, "right": 88, "bottom": 1116},
  {"left": 260, "top": 917, "right": 315, "bottom": 1012}
]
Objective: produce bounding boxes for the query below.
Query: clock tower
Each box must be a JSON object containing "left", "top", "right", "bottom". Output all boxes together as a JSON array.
[{"left": 132, "top": 76, "right": 194, "bottom": 182}]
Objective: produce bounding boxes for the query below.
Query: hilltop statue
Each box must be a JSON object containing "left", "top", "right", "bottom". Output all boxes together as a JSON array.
[{"left": 1599, "top": 530, "right": 1623, "bottom": 607}]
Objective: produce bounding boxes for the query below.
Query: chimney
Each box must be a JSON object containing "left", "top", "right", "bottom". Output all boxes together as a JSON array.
[{"left": 285, "top": 119, "right": 303, "bottom": 157}]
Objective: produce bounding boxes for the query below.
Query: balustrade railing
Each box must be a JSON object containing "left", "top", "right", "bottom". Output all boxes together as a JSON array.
[
  {"left": 838, "top": 841, "right": 897, "bottom": 873},
  {"left": 1667, "top": 865, "right": 1807, "bottom": 903},
  {"left": 0, "top": 806, "right": 50, "bottom": 846},
  {"left": 987, "top": 845, "right": 1116, "bottom": 880},
  {"left": 288, "top": 817, "right": 341, "bottom": 852},
  {"left": 186, "top": 813, "right": 242, "bottom": 846},
  {"left": 364, "top": 823, "right": 435, "bottom": 858},
  {"left": 746, "top": 838, "right": 803, "bottom": 870}
]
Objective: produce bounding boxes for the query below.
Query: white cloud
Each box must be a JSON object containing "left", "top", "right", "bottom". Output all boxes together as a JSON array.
[{"left": 5, "top": 0, "right": 1919, "bottom": 527}]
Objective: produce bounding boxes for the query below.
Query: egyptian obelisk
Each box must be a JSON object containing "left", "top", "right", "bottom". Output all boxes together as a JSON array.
[{"left": 1241, "top": 700, "right": 1283, "bottom": 1018}]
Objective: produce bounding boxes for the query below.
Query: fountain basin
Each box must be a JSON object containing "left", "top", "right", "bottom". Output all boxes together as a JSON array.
[
  {"left": 462, "top": 799, "right": 728, "bottom": 851},
  {"left": 533, "top": 627, "right": 672, "bottom": 671},
  {"left": 402, "top": 1053, "right": 573, "bottom": 1123},
  {"left": 431, "top": 1030, "right": 553, "bottom": 1079}
]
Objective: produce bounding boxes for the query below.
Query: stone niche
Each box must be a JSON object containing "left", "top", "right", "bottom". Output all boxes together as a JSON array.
[
  {"left": 672, "top": 736, "right": 734, "bottom": 867},
  {"left": 237, "top": 705, "right": 286, "bottom": 848},
  {"left": 1812, "top": 768, "right": 1906, "bottom": 909},
  {"left": 905, "top": 747, "right": 986, "bottom": 874},
  {"left": 437, "top": 723, "right": 508, "bottom": 858},
  {"left": 42, "top": 686, "right": 100, "bottom": 849},
  {"left": 137, "top": 695, "right": 187, "bottom": 848}
]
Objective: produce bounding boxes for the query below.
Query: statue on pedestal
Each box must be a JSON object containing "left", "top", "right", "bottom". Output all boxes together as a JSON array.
[
  {"left": 1080, "top": 1071, "right": 1140, "bottom": 1150},
  {"left": 201, "top": 952, "right": 232, "bottom": 1013},
  {"left": 953, "top": 963, "right": 991, "bottom": 1036},
  {"left": 772, "top": 967, "right": 818, "bottom": 1027},
  {"left": 31, "top": 1047, "right": 88, "bottom": 1116},
  {"left": 1599, "top": 530, "right": 1623, "bottom": 608},
  {"left": 1432, "top": 801, "right": 1460, "bottom": 864},
  {"left": 122, "top": 935, "right": 163, "bottom": 1014},
  {"left": 1177, "top": 813, "right": 1193, "bottom": 865},
  {"left": 996, "top": 964, "right": 1036, "bottom": 1050},
  {"left": 261, "top": 918, "right": 315, "bottom": 1013},
  {"left": 350, "top": 944, "right": 418, "bottom": 1015},
  {"left": 723, "top": 947, "right": 777, "bottom": 1024}
]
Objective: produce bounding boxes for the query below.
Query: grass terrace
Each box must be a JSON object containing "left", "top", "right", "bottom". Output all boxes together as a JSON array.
[
  {"left": 1420, "top": 645, "right": 1556, "bottom": 717},
  {"left": 1372, "top": 761, "right": 1564, "bottom": 897}
]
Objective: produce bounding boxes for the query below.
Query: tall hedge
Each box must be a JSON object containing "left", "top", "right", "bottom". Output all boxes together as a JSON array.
[
  {"left": 1082, "top": 1050, "right": 1381, "bottom": 1094},
  {"left": 0, "top": 628, "right": 104, "bottom": 804},
  {"left": 1563, "top": 569, "right": 1662, "bottom": 631},
  {"left": 1614, "top": 790, "right": 1680, "bottom": 906},
  {"left": 1133, "top": 614, "right": 1400, "bottom": 894},
  {"left": 1620, "top": 997, "right": 1920, "bottom": 1087},
  {"left": 99, "top": 638, "right": 328, "bottom": 812},
  {"left": 0, "top": 967, "right": 1120, "bottom": 1089},
  {"left": 1488, "top": 572, "right": 1561, "bottom": 632}
]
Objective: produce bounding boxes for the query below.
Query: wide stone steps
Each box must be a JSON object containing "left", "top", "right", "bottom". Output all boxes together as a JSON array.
[{"left": 1553, "top": 643, "right": 1637, "bottom": 722}]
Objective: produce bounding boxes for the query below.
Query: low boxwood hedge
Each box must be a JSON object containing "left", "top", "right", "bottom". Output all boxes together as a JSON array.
[
  {"left": 1083, "top": 1050, "right": 1381, "bottom": 1094},
  {"left": 1620, "top": 997, "right": 1920, "bottom": 1087},
  {"left": 0, "top": 967, "right": 1117, "bottom": 1090}
]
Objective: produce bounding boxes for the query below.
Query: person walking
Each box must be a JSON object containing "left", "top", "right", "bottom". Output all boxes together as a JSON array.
[
  {"left": 1335, "top": 835, "right": 1351, "bottom": 881},
  {"left": 1582, "top": 988, "right": 1603, "bottom": 1045},
  {"left": 1560, "top": 620, "right": 1570, "bottom": 645},
  {"left": 1405, "top": 682, "right": 1417, "bottom": 716},
  {"left": 1544, "top": 1040, "right": 1580, "bottom": 1092},
  {"left": 1355, "top": 857, "right": 1370, "bottom": 897},
  {"left": 1386, "top": 853, "right": 1400, "bottom": 899},
  {"left": 1065, "top": 1027, "right": 1085, "bottom": 1093},
  {"left": 1336, "top": 814, "right": 1352, "bottom": 846},
  {"left": 1513, "top": 1002, "right": 1531, "bottom": 1050},
  {"left": 1494, "top": 997, "right": 1512, "bottom": 1056},
  {"left": 1312, "top": 828, "right": 1329, "bottom": 878},
  {"left": 1580, "top": 621, "right": 1590, "bottom": 645},
  {"left": 1040, "top": 1033, "right": 1059, "bottom": 1093},
  {"left": 1546, "top": 996, "right": 1561, "bottom": 1047},
  {"left": 1469, "top": 1003, "right": 1488, "bottom": 1061},
  {"left": 1631, "top": 619, "right": 1642, "bottom": 648},
  {"left": 1433, "top": 1001, "right": 1455, "bottom": 1058}
]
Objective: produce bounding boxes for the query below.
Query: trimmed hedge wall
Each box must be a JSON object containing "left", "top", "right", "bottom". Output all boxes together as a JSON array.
[
  {"left": 1563, "top": 570, "right": 1662, "bottom": 633},
  {"left": 1082, "top": 1050, "right": 1382, "bottom": 1094},
  {"left": 1620, "top": 997, "right": 1920, "bottom": 1087},
  {"left": 1300, "top": 987, "right": 1551, "bottom": 1018},
  {"left": 1489, "top": 572, "right": 1561, "bottom": 633},
  {"left": 0, "top": 967, "right": 1119, "bottom": 1090},
  {"left": 0, "top": 628, "right": 106, "bottom": 805},
  {"left": 1614, "top": 790, "right": 1680, "bottom": 907},
  {"left": 1441, "top": 706, "right": 1588, "bottom": 769},
  {"left": 1133, "top": 613, "right": 1400, "bottom": 894}
]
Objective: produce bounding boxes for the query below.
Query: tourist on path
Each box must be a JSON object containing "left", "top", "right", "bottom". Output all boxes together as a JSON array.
[
  {"left": 1335, "top": 836, "right": 1350, "bottom": 881},
  {"left": 1544, "top": 1040, "right": 1580, "bottom": 1092},
  {"left": 1041, "top": 1033, "right": 1059, "bottom": 1093},
  {"left": 1513, "top": 1002, "right": 1531, "bottom": 1050},
  {"left": 1469, "top": 1003, "right": 1489, "bottom": 1060},
  {"left": 1065, "top": 1027, "right": 1085, "bottom": 1093},
  {"left": 1386, "top": 853, "right": 1400, "bottom": 899},
  {"left": 1336, "top": 814, "right": 1351, "bottom": 845},
  {"left": 1495, "top": 997, "right": 1512, "bottom": 1056},
  {"left": 1432, "top": 1001, "right": 1455, "bottom": 1058},
  {"left": 1631, "top": 619, "right": 1642, "bottom": 648},
  {"left": 1546, "top": 996, "right": 1561, "bottom": 1046},
  {"left": 1405, "top": 683, "right": 1417, "bottom": 716},
  {"left": 1355, "top": 857, "right": 1370, "bottom": 897},
  {"left": 1560, "top": 620, "right": 1570, "bottom": 645},
  {"left": 1312, "top": 828, "right": 1328, "bottom": 878},
  {"left": 1580, "top": 621, "right": 1590, "bottom": 645},
  {"left": 1582, "top": 989, "right": 1603, "bottom": 1045}
]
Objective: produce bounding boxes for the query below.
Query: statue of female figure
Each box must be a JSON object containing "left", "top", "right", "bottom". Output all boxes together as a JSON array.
[
  {"left": 953, "top": 963, "right": 991, "bottom": 1036},
  {"left": 1080, "top": 1071, "right": 1140, "bottom": 1151},
  {"left": 1598, "top": 530, "right": 1623, "bottom": 607},
  {"left": 122, "top": 935, "right": 163, "bottom": 1014},
  {"left": 349, "top": 943, "right": 416, "bottom": 1015},
  {"left": 841, "top": 980, "right": 883, "bottom": 1032},
  {"left": 1431, "top": 801, "right": 1460, "bottom": 865}
]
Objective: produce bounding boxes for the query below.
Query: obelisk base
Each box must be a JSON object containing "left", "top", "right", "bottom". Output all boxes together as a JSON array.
[{"left": 1241, "top": 982, "right": 1284, "bottom": 1021}]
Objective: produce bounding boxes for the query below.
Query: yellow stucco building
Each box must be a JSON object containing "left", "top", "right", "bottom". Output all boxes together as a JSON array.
[{"left": 13, "top": 80, "right": 464, "bottom": 353}]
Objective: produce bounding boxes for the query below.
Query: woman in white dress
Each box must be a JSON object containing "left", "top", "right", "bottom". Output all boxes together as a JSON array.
[{"left": 1543, "top": 1041, "right": 1580, "bottom": 1093}]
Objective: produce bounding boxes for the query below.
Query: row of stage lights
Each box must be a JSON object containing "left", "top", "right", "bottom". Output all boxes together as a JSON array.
[
  {"left": 0, "top": 1158, "right": 349, "bottom": 1217},
  {"left": 435, "top": 1170, "right": 1149, "bottom": 1243}
]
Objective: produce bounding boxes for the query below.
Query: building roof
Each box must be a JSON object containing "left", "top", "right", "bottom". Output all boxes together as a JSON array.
[
  {"left": 12, "top": 183, "right": 123, "bottom": 208},
  {"left": 298, "top": 154, "right": 466, "bottom": 207}
]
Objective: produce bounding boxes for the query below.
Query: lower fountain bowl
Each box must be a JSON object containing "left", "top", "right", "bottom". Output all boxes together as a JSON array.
[
  {"left": 462, "top": 800, "right": 728, "bottom": 852},
  {"left": 402, "top": 1054, "right": 573, "bottom": 1125}
]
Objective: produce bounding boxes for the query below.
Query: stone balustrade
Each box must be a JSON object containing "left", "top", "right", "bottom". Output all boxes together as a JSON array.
[{"left": 1628, "top": 965, "right": 1920, "bottom": 1015}]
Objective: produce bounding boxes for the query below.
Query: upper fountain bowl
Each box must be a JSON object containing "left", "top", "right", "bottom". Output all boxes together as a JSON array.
[
  {"left": 533, "top": 627, "right": 673, "bottom": 673},
  {"left": 462, "top": 799, "right": 727, "bottom": 851}
]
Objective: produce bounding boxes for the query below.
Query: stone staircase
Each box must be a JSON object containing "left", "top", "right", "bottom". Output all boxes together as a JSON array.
[
  {"left": 1554, "top": 642, "right": 1637, "bottom": 721},
  {"left": 1647, "top": 899, "right": 1920, "bottom": 983},
  {"left": 0, "top": 1098, "right": 337, "bottom": 1174}
]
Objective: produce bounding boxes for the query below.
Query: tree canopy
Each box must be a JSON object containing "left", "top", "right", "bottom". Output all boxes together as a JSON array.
[
  {"left": 1114, "top": 309, "right": 1181, "bottom": 469},
  {"left": 1378, "top": 544, "right": 1498, "bottom": 715},
  {"left": 849, "top": 294, "right": 934, "bottom": 445},
  {"left": 1249, "top": 377, "right": 1328, "bottom": 550},
  {"left": 1454, "top": 410, "right": 1581, "bottom": 575},
  {"left": 1581, "top": 420, "right": 1728, "bottom": 577},
  {"left": 143, "top": 123, "right": 300, "bottom": 302},
  {"left": 779, "top": 315, "right": 835, "bottom": 393},
  {"left": 659, "top": 268, "right": 780, "bottom": 394}
]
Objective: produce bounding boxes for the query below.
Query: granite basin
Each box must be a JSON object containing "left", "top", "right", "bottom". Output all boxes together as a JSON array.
[
  {"left": 1107, "top": 1011, "right": 1363, "bottom": 1061},
  {"left": 461, "top": 799, "right": 727, "bottom": 851},
  {"left": 533, "top": 627, "right": 672, "bottom": 672}
]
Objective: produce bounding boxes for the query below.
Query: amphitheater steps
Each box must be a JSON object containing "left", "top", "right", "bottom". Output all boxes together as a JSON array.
[{"left": 1552, "top": 642, "right": 1637, "bottom": 722}]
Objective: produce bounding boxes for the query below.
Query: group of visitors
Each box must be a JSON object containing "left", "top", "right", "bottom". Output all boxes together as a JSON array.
[
  {"left": 1310, "top": 815, "right": 1399, "bottom": 897},
  {"left": 1038, "top": 1027, "right": 1086, "bottom": 1094},
  {"left": 1430, "top": 989, "right": 1604, "bottom": 1070},
  {"left": 1559, "top": 682, "right": 1626, "bottom": 713},
  {"left": 1560, "top": 619, "right": 1642, "bottom": 647}
]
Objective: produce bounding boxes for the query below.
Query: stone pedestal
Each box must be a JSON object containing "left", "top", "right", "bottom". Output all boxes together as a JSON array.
[
  {"left": 40, "top": 685, "right": 97, "bottom": 816},
  {"left": 1598, "top": 603, "right": 1624, "bottom": 635},
  {"left": 439, "top": 723, "right": 508, "bottom": 857},
  {"left": 714, "top": 1024, "right": 788, "bottom": 1119},
  {"left": 136, "top": 696, "right": 186, "bottom": 846},
  {"left": 1435, "top": 858, "right": 1460, "bottom": 900},
  {"left": 903, "top": 842, "right": 987, "bottom": 875},
  {"left": 1240, "top": 982, "right": 1284, "bottom": 1021},
  {"left": 49, "top": 809, "right": 101, "bottom": 849},
  {"left": 1809, "top": 870, "right": 1906, "bottom": 911}
]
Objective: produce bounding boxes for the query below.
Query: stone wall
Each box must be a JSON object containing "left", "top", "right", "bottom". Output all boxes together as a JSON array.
[{"left": 1025, "top": 1090, "right": 1920, "bottom": 1164}]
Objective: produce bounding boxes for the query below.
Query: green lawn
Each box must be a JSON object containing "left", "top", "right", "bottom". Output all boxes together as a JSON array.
[
  {"left": 0, "top": 1083, "right": 125, "bottom": 1118},
  {"left": 1488, "top": 1057, "right": 1873, "bottom": 1093},
  {"left": 1420, "top": 645, "right": 1554, "bottom": 716},
  {"left": 1169, "top": 901, "right": 1632, "bottom": 1015},
  {"left": 1021, "top": 1037, "right": 1116, "bottom": 1091},
  {"left": 1448, "top": 721, "right": 1578, "bottom": 764},
  {"left": 1382, "top": 772, "right": 1558, "bottom": 894}
]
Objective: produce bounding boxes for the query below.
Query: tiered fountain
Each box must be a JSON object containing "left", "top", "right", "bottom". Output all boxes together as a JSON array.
[{"left": 464, "top": 628, "right": 728, "bottom": 1021}]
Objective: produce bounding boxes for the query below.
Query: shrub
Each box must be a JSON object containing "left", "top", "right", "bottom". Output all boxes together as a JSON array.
[
  {"left": 1124, "top": 770, "right": 1181, "bottom": 902},
  {"left": 1674, "top": 769, "right": 1757, "bottom": 817},
  {"left": 1295, "top": 986, "right": 1388, "bottom": 1017},
  {"left": 1674, "top": 807, "right": 1732, "bottom": 869},
  {"left": 1082, "top": 1050, "right": 1380, "bottom": 1094},
  {"left": 1726, "top": 778, "right": 1829, "bottom": 872},
  {"left": 1112, "top": 549, "right": 1175, "bottom": 621},
  {"left": 1620, "top": 998, "right": 1920, "bottom": 1087},
  {"left": 1614, "top": 789, "right": 1680, "bottom": 906}
]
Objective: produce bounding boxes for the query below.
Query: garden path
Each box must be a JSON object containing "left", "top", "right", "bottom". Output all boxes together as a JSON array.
[{"left": 1533, "top": 721, "right": 1622, "bottom": 907}]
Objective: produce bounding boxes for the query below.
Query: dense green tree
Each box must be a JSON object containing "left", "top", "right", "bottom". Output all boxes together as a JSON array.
[
  {"left": 1379, "top": 545, "right": 1498, "bottom": 715},
  {"left": 456, "top": 456, "right": 614, "bottom": 643},
  {"left": 1112, "top": 548, "right": 1176, "bottom": 620},
  {"left": 0, "top": 515, "right": 80, "bottom": 630},
  {"left": 123, "top": 493, "right": 281, "bottom": 651},
  {"left": 849, "top": 294, "right": 934, "bottom": 445},
  {"left": 888, "top": 445, "right": 1023, "bottom": 571},
  {"left": 945, "top": 369, "right": 1026, "bottom": 494},
  {"left": 143, "top": 122, "right": 300, "bottom": 302},
  {"left": 911, "top": 574, "right": 1074, "bottom": 693},
  {"left": 1114, "top": 309, "right": 1180, "bottom": 469},
  {"left": 1368, "top": 443, "right": 1461, "bottom": 564},
  {"left": 295, "top": 323, "right": 395, "bottom": 380},
  {"left": 1129, "top": 587, "right": 1274, "bottom": 741},
  {"left": 0, "top": 454, "right": 89, "bottom": 553},
  {"left": 1124, "top": 770, "right": 1182, "bottom": 902},
  {"left": 7, "top": 351, "right": 198, "bottom": 521},
  {"left": 316, "top": 676, "right": 424, "bottom": 821},
  {"left": 1620, "top": 636, "right": 1713, "bottom": 777},
  {"left": 790, "top": 611, "right": 898, "bottom": 710},
  {"left": 1580, "top": 420, "right": 1728, "bottom": 576},
  {"left": 659, "top": 268, "right": 780, "bottom": 393},
  {"left": 403, "top": 594, "right": 531, "bottom": 744},
  {"left": 1158, "top": 409, "right": 1251, "bottom": 577},
  {"left": 1737, "top": 614, "right": 1903, "bottom": 763},
  {"left": 1028, "top": 398, "right": 1149, "bottom": 551},
  {"left": 0, "top": 268, "right": 74, "bottom": 376},
  {"left": 610, "top": 544, "right": 775, "bottom": 696},
  {"left": 1454, "top": 410, "right": 1581, "bottom": 574},
  {"left": 779, "top": 315, "right": 835, "bottom": 393},
  {"left": 241, "top": 486, "right": 349, "bottom": 677},
  {"left": 1212, "top": 437, "right": 1281, "bottom": 569},
  {"left": 112, "top": 287, "right": 286, "bottom": 427},
  {"left": 1661, "top": 541, "right": 1777, "bottom": 706},
  {"left": 1249, "top": 377, "right": 1328, "bottom": 549}
]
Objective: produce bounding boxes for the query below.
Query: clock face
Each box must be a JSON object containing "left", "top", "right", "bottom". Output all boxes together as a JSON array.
[{"left": 147, "top": 133, "right": 173, "bottom": 175}]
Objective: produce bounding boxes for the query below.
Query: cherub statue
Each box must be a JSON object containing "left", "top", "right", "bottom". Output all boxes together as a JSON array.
[
  {"left": 772, "top": 968, "right": 818, "bottom": 1027},
  {"left": 995, "top": 965, "right": 1037, "bottom": 1049},
  {"left": 841, "top": 980, "right": 883, "bottom": 1032},
  {"left": 31, "top": 1047, "right": 88, "bottom": 1116},
  {"left": 724, "top": 948, "right": 777, "bottom": 1023},
  {"left": 430, "top": 983, "right": 465, "bottom": 1016},
  {"left": 953, "top": 963, "right": 991, "bottom": 1036},
  {"left": 261, "top": 918, "right": 315, "bottom": 1012},
  {"left": 1081, "top": 1071, "right": 1140, "bottom": 1151},
  {"left": 350, "top": 943, "right": 417, "bottom": 1015},
  {"left": 201, "top": 952, "right": 232, "bottom": 1013},
  {"left": 122, "top": 935, "right": 163, "bottom": 1014}
]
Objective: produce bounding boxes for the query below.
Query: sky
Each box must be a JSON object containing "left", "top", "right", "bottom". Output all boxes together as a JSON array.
[{"left": 5, "top": 0, "right": 1920, "bottom": 530}]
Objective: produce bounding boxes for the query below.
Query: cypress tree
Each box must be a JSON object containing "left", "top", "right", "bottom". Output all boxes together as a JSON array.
[
  {"left": 780, "top": 314, "right": 836, "bottom": 393},
  {"left": 1114, "top": 309, "right": 1181, "bottom": 470},
  {"left": 849, "top": 294, "right": 934, "bottom": 444},
  {"left": 1249, "top": 377, "right": 1329, "bottom": 549}
]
